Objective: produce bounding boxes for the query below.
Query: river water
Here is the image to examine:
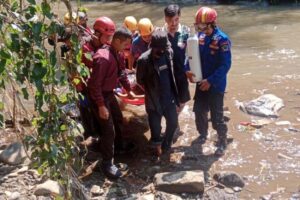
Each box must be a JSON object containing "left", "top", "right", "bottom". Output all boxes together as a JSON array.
[{"left": 55, "top": 2, "right": 300, "bottom": 199}]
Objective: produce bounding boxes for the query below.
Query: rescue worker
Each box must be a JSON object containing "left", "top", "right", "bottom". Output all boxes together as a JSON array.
[
  {"left": 123, "top": 16, "right": 138, "bottom": 37},
  {"left": 129, "top": 18, "right": 154, "bottom": 70},
  {"left": 163, "top": 4, "right": 191, "bottom": 112},
  {"left": 136, "top": 30, "right": 179, "bottom": 160},
  {"left": 77, "top": 11, "right": 93, "bottom": 43},
  {"left": 87, "top": 27, "right": 133, "bottom": 178},
  {"left": 78, "top": 17, "right": 116, "bottom": 139},
  {"left": 47, "top": 12, "right": 77, "bottom": 58},
  {"left": 185, "top": 7, "right": 231, "bottom": 156},
  {"left": 122, "top": 16, "right": 138, "bottom": 70}
]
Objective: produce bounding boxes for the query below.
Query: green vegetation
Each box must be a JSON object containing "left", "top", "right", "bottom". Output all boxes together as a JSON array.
[{"left": 0, "top": 0, "right": 88, "bottom": 198}]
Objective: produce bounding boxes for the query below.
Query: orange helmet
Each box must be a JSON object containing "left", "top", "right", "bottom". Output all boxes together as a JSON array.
[
  {"left": 93, "top": 16, "right": 116, "bottom": 36},
  {"left": 138, "top": 18, "right": 154, "bottom": 36},
  {"left": 195, "top": 7, "right": 217, "bottom": 24},
  {"left": 124, "top": 16, "right": 137, "bottom": 32}
]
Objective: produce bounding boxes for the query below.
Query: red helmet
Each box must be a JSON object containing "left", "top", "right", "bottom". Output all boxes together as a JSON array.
[
  {"left": 93, "top": 16, "right": 116, "bottom": 36},
  {"left": 195, "top": 7, "right": 217, "bottom": 24}
]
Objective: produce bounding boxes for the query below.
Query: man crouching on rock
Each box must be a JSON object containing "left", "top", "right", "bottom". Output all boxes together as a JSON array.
[
  {"left": 136, "top": 30, "right": 179, "bottom": 160},
  {"left": 87, "top": 27, "right": 132, "bottom": 179}
]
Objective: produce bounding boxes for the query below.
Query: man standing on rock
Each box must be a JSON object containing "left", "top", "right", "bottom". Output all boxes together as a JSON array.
[
  {"left": 88, "top": 27, "right": 132, "bottom": 178},
  {"left": 185, "top": 7, "right": 232, "bottom": 156},
  {"left": 136, "top": 30, "right": 179, "bottom": 159}
]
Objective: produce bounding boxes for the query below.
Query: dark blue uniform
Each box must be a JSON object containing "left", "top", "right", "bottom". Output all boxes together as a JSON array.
[{"left": 185, "top": 27, "right": 231, "bottom": 140}]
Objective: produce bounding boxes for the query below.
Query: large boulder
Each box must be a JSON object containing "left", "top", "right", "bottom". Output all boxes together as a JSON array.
[
  {"left": 0, "top": 142, "right": 27, "bottom": 165},
  {"left": 154, "top": 170, "right": 204, "bottom": 194}
]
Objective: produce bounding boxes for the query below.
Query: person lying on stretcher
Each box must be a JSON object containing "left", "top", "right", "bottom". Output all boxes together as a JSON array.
[{"left": 114, "top": 71, "right": 145, "bottom": 106}]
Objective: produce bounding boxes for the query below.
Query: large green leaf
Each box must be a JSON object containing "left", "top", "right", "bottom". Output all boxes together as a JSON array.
[
  {"left": 10, "top": 33, "right": 20, "bottom": 52},
  {"left": 32, "top": 22, "right": 42, "bottom": 42},
  {"left": 50, "top": 51, "right": 56, "bottom": 67},
  {"left": 0, "top": 49, "right": 11, "bottom": 59},
  {"left": 33, "top": 62, "right": 47, "bottom": 79},
  {"left": 41, "top": 2, "right": 52, "bottom": 19}
]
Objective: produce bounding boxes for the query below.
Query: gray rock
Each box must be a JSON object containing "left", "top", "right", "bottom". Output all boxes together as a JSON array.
[
  {"left": 141, "top": 183, "right": 154, "bottom": 192},
  {"left": 9, "top": 192, "right": 21, "bottom": 200},
  {"left": 155, "top": 191, "right": 183, "bottom": 200},
  {"left": 125, "top": 194, "right": 138, "bottom": 200},
  {"left": 0, "top": 142, "right": 27, "bottom": 165},
  {"left": 213, "top": 171, "right": 245, "bottom": 188},
  {"left": 34, "top": 179, "right": 64, "bottom": 196},
  {"left": 16, "top": 166, "right": 29, "bottom": 174},
  {"left": 7, "top": 172, "right": 19, "bottom": 178},
  {"left": 154, "top": 170, "right": 204, "bottom": 193},
  {"left": 206, "top": 187, "right": 238, "bottom": 200},
  {"left": 90, "top": 185, "right": 104, "bottom": 196},
  {"left": 36, "top": 196, "right": 52, "bottom": 200},
  {"left": 140, "top": 194, "right": 154, "bottom": 200}
]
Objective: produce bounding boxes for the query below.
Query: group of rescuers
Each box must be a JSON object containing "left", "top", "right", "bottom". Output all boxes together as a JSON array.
[{"left": 57, "top": 5, "right": 231, "bottom": 179}]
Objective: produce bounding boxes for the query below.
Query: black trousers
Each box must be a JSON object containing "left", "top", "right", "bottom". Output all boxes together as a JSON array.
[
  {"left": 147, "top": 101, "right": 178, "bottom": 149},
  {"left": 193, "top": 90, "right": 227, "bottom": 139},
  {"left": 79, "top": 93, "right": 102, "bottom": 139},
  {"left": 90, "top": 92, "right": 123, "bottom": 162}
]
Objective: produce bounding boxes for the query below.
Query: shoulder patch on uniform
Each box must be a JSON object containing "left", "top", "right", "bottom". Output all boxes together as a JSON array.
[{"left": 221, "top": 43, "right": 230, "bottom": 52}]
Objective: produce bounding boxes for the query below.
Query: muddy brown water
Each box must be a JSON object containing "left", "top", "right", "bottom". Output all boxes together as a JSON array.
[{"left": 2, "top": 2, "right": 300, "bottom": 199}]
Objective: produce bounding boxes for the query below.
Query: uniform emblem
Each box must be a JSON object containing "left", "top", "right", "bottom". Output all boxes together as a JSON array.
[{"left": 220, "top": 41, "right": 230, "bottom": 52}]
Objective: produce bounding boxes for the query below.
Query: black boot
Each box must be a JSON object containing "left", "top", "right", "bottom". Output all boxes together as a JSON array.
[
  {"left": 101, "top": 161, "right": 122, "bottom": 179},
  {"left": 215, "top": 137, "right": 227, "bottom": 156}
]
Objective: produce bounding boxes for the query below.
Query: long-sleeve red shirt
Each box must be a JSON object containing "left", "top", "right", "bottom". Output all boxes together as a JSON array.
[{"left": 88, "top": 47, "right": 131, "bottom": 107}]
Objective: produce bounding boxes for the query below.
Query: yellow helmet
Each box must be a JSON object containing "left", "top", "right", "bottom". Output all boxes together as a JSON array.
[
  {"left": 138, "top": 18, "right": 154, "bottom": 36},
  {"left": 64, "top": 12, "right": 77, "bottom": 25},
  {"left": 124, "top": 16, "right": 137, "bottom": 32}
]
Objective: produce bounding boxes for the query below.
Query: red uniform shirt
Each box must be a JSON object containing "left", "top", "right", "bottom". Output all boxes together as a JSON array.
[{"left": 88, "top": 47, "right": 131, "bottom": 107}]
